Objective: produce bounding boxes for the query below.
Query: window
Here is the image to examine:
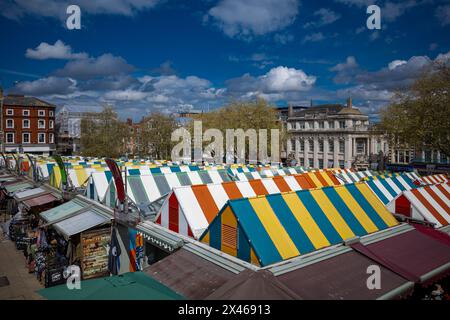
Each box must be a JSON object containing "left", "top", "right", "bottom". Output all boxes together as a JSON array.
[
  {"left": 309, "top": 140, "right": 314, "bottom": 152},
  {"left": 38, "top": 133, "right": 46, "bottom": 144},
  {"left": 38, "top": 110, "right": 45, "bottom": 117},
  {"left": 6, "top": 119, "right": 14, "bottom": 128},
  {"left": 49, "top": 133, "right": 54, "bottom": 144},
  {"left": 6, "top": 133, "right": 14, "bottom": 144},
  {"left": 6, "top": 109, "right": 13, "bottom": 116},
  {"left": 329, "top": 121, "right": 335, "bottom": 129},
  {"left": 319, "top": 140, "right": 324, "bottom": 152},
  {"left": 356, "top": 141, "right": 365, "bottom": 154},
  {"left": 339, "top": 160, "right": 345, "bottom": 169},
  {"left": 309, "top": 158, "right": 314, "bottom": 167},
  {"left": 22, "top": 133, "right": 30, "bottom": 144},
  {"left": 319, "top": 122, "right": 325, "bottom": 129},
  {"left": 23, "top": 119, "right": 30, "bottom": 128},
  {"left": 318, "top": 159, "right": 324, "bottom": 169},
  {"left": 38, "top": 119, "right": 45, "bottom": 129},
  {"left": 23, "top": 110, "right": 30, "bottom": 116},
  {"left": 339, "top": 121, "right": 346, "bottom": 129},
  {"left": 329, "top": 140, "right": 334, "bottom": 152},
  {"left": 49, "top": 111, "right": 54, "bottom": 117},
  {"left": 300, "top": 122, "right": 305, "bottom": 129},
  {"left": 309, "top": 121, "right": 314, "bottom": 129},
  {"left": 49, "top": 120, "right": 54, "bottom": 129},
  {"left": 300, "top": 158, "right": 305, "bottom": 166},
  {"left": 339, "top": 141, "right": 345, "bottom": 153},
  {"left": 300, "top": 140, "right": 304, "bottom": 152}
]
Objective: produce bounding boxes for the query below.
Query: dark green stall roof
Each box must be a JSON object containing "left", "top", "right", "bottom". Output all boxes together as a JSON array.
[{"left": 38, "top": 272, "right": 184, "bottom": 300}]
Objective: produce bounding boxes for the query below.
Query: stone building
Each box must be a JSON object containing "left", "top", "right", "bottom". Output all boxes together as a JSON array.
[{"left": 286, "top": 99, "right": 389, "bottom": 169}]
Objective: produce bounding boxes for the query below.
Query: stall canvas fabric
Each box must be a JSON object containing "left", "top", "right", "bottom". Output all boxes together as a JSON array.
[
  {"left": 333, "top": 170, "right": 374, "bottom": 184},
  {"left": 86, "top": 171, "right": 113, "bottom": 202},
  {"left": 418, "top": 174, "right": 449, "bottom": 185},
  {"left": 200, "top": 182, "right": 399, "bottom": 267},
  {"left": 386, "top": 182, "right": 450, "bottom": 228},
  {"left": 103, "top": 170, "right": 232, "bottom": 209},
  {"left": 156, "top": 176, "right": 320, "bottom": 239},
  {"left": 364, "top": 174, "right": 419, "bottom": 205}
]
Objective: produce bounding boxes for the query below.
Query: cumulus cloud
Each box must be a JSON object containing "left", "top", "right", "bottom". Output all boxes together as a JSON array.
[
  {"left": 388, "top": 60, "right": 407, "bottom": 70},
  {"left": 54, "top": 54, "right": 135, "bottom": 80},
  {"left": 330, "top": 56, "right": 360, "bottom": 84},
  {"left": 226, "top": 66, "right": 316, "bottom": 101},
  {"left": 12, "top": 76, "right": 77, "bottom": 96},
  {"left": 25, "top": 40, "right": 87, "bottom": 60},
  {"left": 1, "top": 0, "right": 161, "bottom": 21},
  {"left": 206, "top": 0, "right": 299, "bottom": 39}
]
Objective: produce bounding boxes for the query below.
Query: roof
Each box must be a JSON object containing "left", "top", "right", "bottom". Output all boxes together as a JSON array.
[
  {"left": 144, "top": 247, "right": 238, "bottom": 299},
  {"left": 38, "top": 272, "right": 184, "bottom": 300},
  {"left": 362, "top": 227, "right": 450, "bottom": 285},
  {"left": 156, "top": 176, "right": 319, "bottom": 239},
  {"left": 396, "top": 183, "right": 450, "bottom": 228},
  {"left": 365, "top": 174, "right": 419, "bottom": 205},
  {"left": 201, "top": 182, "right": 399, "bottom": 266},
  {"left": 53, "top": 209, "right": 110, "bottom": 238},
  {"left": 419, "top": 174, "right": 449, "bottom": 185},
  {"left": 205, "top": 270, "right": 302, "bottom": 300},
  {"left": 3, "top": 95, "right": 54, "bottom": 108},
  {"left": 275, "top": 250, "right": 412, "bottom": 300}
]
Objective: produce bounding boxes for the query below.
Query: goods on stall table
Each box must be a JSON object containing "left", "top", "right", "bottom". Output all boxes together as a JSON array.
[{"left": 81, "top": 228, "right": 111, "bottom": 279}]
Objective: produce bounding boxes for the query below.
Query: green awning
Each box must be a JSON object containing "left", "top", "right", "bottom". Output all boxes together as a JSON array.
[
  {"left": 40, "top": 199, "right": 85, "bottom": 223},
  {"left": 4, "top": 182, "right": 34, "bottom": 194},
  {"left": 38, "top": 272, "right": 184, "bottom": 300}
]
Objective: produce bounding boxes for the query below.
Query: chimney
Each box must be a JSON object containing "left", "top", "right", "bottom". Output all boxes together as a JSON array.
[
  {"left": 288, "top": 104, "right": 294, "bottom": 118},
  {"left": 347, "top": 97, "right": 352, "bottom": 109}
]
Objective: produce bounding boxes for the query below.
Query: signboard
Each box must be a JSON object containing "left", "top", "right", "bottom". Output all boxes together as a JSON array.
[{"left": 81, "top": 228, "right": 111, "bottom": 280}]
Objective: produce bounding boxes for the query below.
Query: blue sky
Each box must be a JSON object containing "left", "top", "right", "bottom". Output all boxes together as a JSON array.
[{"left": 0, "top": 0, "right": 449, "bottom": 121}]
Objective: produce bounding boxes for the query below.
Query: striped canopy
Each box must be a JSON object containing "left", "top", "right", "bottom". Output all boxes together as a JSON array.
[
  {"left": 334, "top": 170, "right": 374, "bottom": 184},
  {"left": 364, "top": 174, "right": 419, "bottom": 205},
  {"left": 103, "top": 170, "right": 232, "bottom": 209},
  {"left": 387, "top": 183, "right": 450, "bottom": 228},
  {"left": 418, "top": 174, "right": 449, "bottom": 185},
  {"left": 200, "top": 182, "right": 399, "bottom": 267},
  {"left": 155, "top": 176, "right": 322, "bottom": 239}
]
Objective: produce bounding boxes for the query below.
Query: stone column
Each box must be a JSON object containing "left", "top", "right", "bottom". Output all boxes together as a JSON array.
[
  {"left": 334, "top": 137, "right": 339, "bottom": 168},
  {"left": 295, "top": 137, "right": 300, "bottom": 162},
  {"left": 304, "top": 139, "right": 309, "bottom": 168},
  {"left": 313, "top": 136, "right": 319, "bottom": 168},
  {"left": 345, "top": 137, "right": 352, "bottom": 168},
  {"left": 323, "top": 138, "right": 329, "bottom": 169}
]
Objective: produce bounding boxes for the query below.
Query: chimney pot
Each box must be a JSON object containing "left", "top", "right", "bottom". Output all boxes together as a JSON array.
[
  {"left": 347, "top": 97, "right": 352, "bottom": 109},
  {"left": 288, "top": 104, "right": 294, "bottom": 117}
]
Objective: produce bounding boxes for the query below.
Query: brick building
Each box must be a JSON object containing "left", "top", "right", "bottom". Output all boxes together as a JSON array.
[{"left": 1, "top": 94, "right": 56, "bottom": 155}]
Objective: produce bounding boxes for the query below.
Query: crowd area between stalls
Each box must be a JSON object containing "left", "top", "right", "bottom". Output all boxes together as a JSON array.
[{"left": 0, "top": 153, "right": 449, "bottom": 300}]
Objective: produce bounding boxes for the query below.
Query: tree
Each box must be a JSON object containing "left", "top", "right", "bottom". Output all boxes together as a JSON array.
[
  {"left": 138, "top": 112, "right": 177, "bottom": 159},
  {"left": 80, "top": 106, "right": 129, "bottom": 158},
  {"left": 379, "top": 63, "right": 450, "bottom": 158},
  {"left": 189, "top": 98, "right": 283, "bottom": 162}
]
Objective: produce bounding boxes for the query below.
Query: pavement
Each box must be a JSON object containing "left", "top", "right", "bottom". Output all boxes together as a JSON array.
[{"left": 0, "top": 221, "right": 44, "bottom": 300}]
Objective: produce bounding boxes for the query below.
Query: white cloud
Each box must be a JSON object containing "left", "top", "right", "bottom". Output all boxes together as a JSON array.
[
  {"left": 54, "top": 54, "right": 135, "bottom": 79},
  {"left": 12, "top": 76, "right": 77, "bottom": 95},
  {"left": 302, "top": 32, "right": 325, "bottom": 43},
  {"left": 206, "top": 0, "right": 299, "bottom": 39},
  {"left": 388, "top": 60, "right": 407, "bottom": 70},
  {"left": 304, "top": 8, "right": 341, "bottom": 28},
  {"left": 25, "top": 40, "right": 87, "bottom": 60},
  {"left": 1, "top": 0, "right": 161, "bottom": 21}
]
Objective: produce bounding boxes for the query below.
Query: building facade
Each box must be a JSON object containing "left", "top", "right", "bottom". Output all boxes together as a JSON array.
[
  {"left": 56, "top": 105, "right": 104, "bottom": 154},
  {"left": 1, "top": 94, "right": 56, "bottom": 155},
  {"left": 286, "top": 99, "right": 389, "bottom": 169}
]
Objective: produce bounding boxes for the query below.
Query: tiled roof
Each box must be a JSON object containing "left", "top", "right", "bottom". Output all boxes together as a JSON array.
[{"left": 3, "top": 95, "right": 54, "bottom": 108}]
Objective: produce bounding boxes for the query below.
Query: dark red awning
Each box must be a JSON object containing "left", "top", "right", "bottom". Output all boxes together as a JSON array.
[
  {"left": 362, "top": 228, "right": 450, "bottom": 285},
  {"left": 23, "top": 194, "right": 58, "bottom": 209}
]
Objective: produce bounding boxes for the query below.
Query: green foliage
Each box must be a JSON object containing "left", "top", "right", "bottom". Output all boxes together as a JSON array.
[
  {"left": 80, "top": 106, "right": 129, "bottom": 158},
  {"left": 138, "top": 112, "right": 178, "bottom": 159},
  {"left": 379, "top": 64, "right": 450, "bottom": 158}
]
